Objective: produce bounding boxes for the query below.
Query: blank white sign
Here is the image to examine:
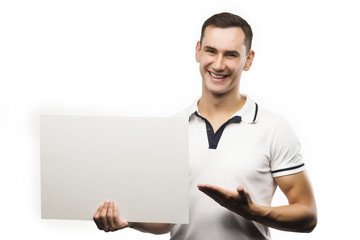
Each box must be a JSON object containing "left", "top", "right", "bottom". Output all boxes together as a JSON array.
[{"left": 40, "top": 115, "right": 189, "bottom": 224}]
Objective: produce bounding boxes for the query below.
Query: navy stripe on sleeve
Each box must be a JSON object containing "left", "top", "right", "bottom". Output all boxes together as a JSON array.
[{"left": 271, "top": 163, "right": 305, "bottom": 174}]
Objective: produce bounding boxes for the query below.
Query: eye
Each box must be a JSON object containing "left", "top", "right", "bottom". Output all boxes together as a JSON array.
[
  {"left": 226, "top": 53, "right": 238, "bottom": 58},
  {"left": 206, "top": 49, "right": 216, "bottom": 54}
]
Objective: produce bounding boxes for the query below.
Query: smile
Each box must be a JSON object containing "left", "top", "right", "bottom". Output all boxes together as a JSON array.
[{"left": 209, "top": 71, "right": 229, "bottom": 79}]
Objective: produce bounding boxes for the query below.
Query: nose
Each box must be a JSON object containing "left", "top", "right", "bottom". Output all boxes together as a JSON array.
[{"left": 212, "top": 54, "right": 225, "bottom": 72}]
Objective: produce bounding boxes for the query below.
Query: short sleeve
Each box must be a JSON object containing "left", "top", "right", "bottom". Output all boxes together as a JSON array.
[{"left": 270, "top": 117, "right": 305, "bottom": 177}]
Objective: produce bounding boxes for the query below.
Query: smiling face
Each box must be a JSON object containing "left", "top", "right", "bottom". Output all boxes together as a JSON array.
[{"left": 196, "top": 26, "right": 254, "bottom": 96}]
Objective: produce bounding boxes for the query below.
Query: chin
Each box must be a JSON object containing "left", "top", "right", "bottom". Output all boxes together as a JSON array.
[
  {"left": 204, "top": 82, "right": 230, "bottom": 95},
  {"left": 207, "top": 87, "right": 230, "bottom": 96}
]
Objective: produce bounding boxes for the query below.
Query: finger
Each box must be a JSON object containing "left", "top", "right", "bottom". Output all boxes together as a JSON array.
[
  {"left": 107, "top": 201, "right": 115, "bottom": 230},
  {"left": 201, "top": 189, "right": 231, "bottom": 208},
  {"left": 100, "top": 201, "right": 109, "bottom": 231},
  {"left": 198, "top": 185, "right": 241, "bottom": 208},
  {"left": 200, "top": 188, "right": 223, "bottom": 201},
  {"left": 198, "top": 187, "right": 228, "bottom": 204},
  {"left": 198, "top": 184, "right": 232, "bottom": 199},
  {"left": 93, "top": 204, "right": 104, "bottom": 230}
]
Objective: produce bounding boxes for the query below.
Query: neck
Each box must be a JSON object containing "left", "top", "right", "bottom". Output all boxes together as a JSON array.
[{"left": 198, "top": 90, "right": 245, "bottom": 119}]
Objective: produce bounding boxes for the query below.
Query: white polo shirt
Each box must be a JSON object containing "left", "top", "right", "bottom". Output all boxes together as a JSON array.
[{"left": 170, "top": 96, "right": 305, "bottom": 240}]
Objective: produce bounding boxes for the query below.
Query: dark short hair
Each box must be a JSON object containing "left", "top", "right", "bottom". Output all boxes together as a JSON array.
[{"left": 200, "top": 12, "right": 253, "bottom": 53}]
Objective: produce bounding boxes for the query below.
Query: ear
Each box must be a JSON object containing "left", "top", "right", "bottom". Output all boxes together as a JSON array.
[
  {"left": 195, "top": 41, "right": 201, "bottom": 63},
  {"left": 244, "top": 50, "right": 255, "bottom": 71}
]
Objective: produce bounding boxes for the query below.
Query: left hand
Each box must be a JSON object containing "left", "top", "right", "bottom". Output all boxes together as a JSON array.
[{"left": 197, "top": 184, "right": 256, "bottom": 220}]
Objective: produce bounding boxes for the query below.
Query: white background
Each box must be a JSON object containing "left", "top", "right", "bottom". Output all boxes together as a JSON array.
[{"left": 1, "top": 0, "right": 359, "bottom": 239}]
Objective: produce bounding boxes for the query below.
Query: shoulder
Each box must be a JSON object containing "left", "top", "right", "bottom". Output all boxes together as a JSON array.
[
  {"left": 255, "top": 104, "right": 305, "bottom": 176},
  {"left": 256, "top": 105, "right": 288, "bottom": 128},
  {"left": 255, "top": 104, "right": 299, "bottom": 143}
]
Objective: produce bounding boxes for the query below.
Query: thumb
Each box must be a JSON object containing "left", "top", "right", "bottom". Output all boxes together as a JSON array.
[
  {"left": 237, "top": 186, "right": 253, "bottom": 205},
  {"left": 237, "top": 185, "right": 246, "bottom": 197}
]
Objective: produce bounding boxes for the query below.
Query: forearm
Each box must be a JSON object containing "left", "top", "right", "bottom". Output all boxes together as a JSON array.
[
  {"left": 249, "top": 203, "right": 317, "bottom": 233},
  {"left": 128, "top": 222, "right": 171, "bottom": 235},
  {"left": 197, "top": 173, "right": 317, "bottom": 233}
]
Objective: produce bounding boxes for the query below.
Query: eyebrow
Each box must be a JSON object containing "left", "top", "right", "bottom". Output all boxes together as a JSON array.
[
  {"left": 203, "top": 46, "right": 240, "bottom": 57},
  {"left": 225, "top": 50, "right": 240, "bottom": 57},
  {"left": 203, "top": 46, "right": 216, "bottom": 51}
]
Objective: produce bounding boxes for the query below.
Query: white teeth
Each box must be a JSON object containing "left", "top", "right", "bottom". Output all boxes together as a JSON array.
[{"left": 209, "top": 72, "right": 227, "bottom": 79}]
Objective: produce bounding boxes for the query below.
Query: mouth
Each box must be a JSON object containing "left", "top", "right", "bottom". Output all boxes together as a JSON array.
[{"left": 208, "top": 71, "right": 229, "bottom": 80}]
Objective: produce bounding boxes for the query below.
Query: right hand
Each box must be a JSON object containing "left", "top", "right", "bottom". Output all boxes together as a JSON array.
[{"left": 93, "top": 201, "right": 130, "bottom": 232}]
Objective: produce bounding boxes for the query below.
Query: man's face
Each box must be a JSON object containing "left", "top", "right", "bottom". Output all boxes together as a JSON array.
[{"left": 196, "top": 26, "right": 254, "bottom": 96}]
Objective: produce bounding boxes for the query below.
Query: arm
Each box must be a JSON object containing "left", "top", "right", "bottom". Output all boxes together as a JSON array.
[
  {"left": 93, "top": 201, "right": 170, "bottom": 234},
  {"left": 198, "top": 171, "right": 317, "bottom": 233},
  {"left": 253, "top": 171, "right": 317, "bottom": 232},
  {"left": 128, "top": 222, "right": 171, "bottom": 234}
]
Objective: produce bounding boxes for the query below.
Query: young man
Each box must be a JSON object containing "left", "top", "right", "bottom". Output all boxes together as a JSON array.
[{"left": 93, "top": 12, "right": 317, "bottom": 239}]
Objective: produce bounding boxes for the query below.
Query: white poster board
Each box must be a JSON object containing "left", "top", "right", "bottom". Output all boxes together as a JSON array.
[{"left": 40, "top": 115, "right": 189, "bottom": 224}]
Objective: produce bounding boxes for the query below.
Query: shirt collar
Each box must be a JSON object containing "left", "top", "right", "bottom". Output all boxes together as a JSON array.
[{"left": 188, "top": 95, "right": 258, "bottom": 124}]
